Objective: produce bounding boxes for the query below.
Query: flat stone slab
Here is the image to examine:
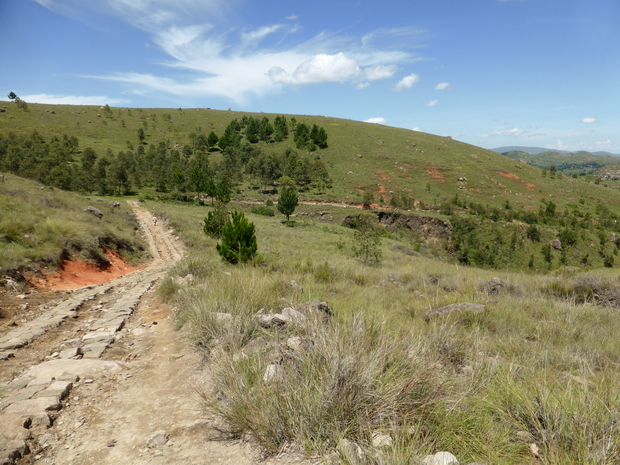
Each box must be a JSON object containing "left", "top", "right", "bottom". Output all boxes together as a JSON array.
[{"left": 24, "top": 359, "right": 123, "bottom": 380}]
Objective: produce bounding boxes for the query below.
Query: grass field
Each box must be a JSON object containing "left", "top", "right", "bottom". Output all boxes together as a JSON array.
[{"left": 151, "top": 199, "right": 620, "bottom": 464}]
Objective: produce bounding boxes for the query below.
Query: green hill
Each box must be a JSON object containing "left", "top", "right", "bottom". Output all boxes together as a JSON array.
[{"left": 3, "top": 102, "right": 620, "bottom": 272}]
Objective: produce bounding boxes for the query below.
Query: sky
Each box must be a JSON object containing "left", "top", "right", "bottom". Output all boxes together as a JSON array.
[{"left": 1, "top": 0, "right": 619, "bottom": 153}]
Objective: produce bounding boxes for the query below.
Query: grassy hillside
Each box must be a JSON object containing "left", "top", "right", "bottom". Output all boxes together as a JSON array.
[
  {"left": 149, "top": 198, "right": 620, "bottom": 464},
  {"left": 2, "top": 102, "right": 619, "bottom": 209},
  {"left": 0, "top": 174, "right": 145, "bottom": 278},
  {"left": 3, "top": 102, "right": 620, "bottom": 272}
]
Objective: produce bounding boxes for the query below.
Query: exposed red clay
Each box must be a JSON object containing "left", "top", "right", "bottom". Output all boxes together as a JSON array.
[{"left": 29, "top": 250, "right": 142, "bottom": 290}]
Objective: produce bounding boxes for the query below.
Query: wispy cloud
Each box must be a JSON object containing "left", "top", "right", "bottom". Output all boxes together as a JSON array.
[
  {"left": 435, "top": 82, "right": 450, "bottom": 90},
  {"left": 22, "top": 93, "right": 128, "bottom": 105},
  {"left": 364, "top": 117, "right": 387, "bottom": 124},
  {"left": 425, "top": 99, "right": 439, "bottom": 107},
  {"left": 582, "top": 117, "right": 596, "bottom": 124},
  {"left": 394, "top": 73, "right": 420, "bottom": 92},
  {"left": 481, "top": 127, "right": 524, "bottom": 137},
  {"left": 34, "top": 0, "right": 424, "bottom": 104}
]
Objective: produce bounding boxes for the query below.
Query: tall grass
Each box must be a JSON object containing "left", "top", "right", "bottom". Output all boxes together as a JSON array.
[
  {"left": 0, "top": 175, "right": 145, "bottom": 273},
  {"left": 154, "top": 200, "right": 620, "bottom": 463}
]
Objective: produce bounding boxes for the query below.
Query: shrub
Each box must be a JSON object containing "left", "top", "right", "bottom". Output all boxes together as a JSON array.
[
  {"left": 352, "top": 212, "right": 382, "bottom": 264},
  {"left": 216, "top": 210, "right": 257, "bottom": 264},
  {"left": 251, "top": 205, "right": 275, "bottom": 217},
  {"left": 203, "top": 202, "right": 228, "bottom": 238},
  {"left": 526, "top": 224, "right": 541, "bottom": 242}
]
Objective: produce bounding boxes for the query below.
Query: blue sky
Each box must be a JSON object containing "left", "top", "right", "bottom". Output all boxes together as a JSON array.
[{"left": 2, "top": 0, "right": 619, "bottom": 153}]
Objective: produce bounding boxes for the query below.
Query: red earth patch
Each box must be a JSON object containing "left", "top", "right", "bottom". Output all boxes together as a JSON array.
[{"left": 28, "top": 250, "right": 142, "bottom": 290}]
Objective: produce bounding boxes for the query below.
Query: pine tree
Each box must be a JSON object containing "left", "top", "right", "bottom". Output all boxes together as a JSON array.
[
  {"left": 216, "top": 211, "right": 257, "bottom": 264},
  {"left": 277, "top": 176, "right": 298, "bottom": 222}
]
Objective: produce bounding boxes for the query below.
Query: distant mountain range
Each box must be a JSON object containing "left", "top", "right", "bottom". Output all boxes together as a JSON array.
[{"left": 491, "top": 146, "right": 620, "bottom": 157}]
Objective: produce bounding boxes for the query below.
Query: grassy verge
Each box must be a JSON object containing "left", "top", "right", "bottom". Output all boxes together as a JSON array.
[
  {"left": 151, "top": 200, "right": 620, "bottom": 464},
  {"left": 0, "top": 174, "right": 146, "bottom": 277}
]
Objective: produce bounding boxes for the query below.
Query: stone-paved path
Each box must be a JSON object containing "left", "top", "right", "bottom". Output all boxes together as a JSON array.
[
  {"left": 1, "top": 202, "right": 314, "bottom": 465},
  {"left": 0, "top": 202, "right": 180, "bottom": 464}
]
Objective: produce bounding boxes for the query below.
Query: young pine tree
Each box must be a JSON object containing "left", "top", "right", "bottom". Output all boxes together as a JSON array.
[
  {"left": 216, "top": 211, "right": 257, "bottom": 264},
  {"left": 277, "top": 176, "right": 298, "bottom": 223}
]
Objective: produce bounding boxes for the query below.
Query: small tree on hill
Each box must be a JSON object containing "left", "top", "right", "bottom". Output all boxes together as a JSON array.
[
  {"left": 352, "top": 212, "right": 382, "bottom": 264},
  {"left": 216, "top": 211, "right": 257, "bottom": 264},
  {"left": 204, "top": 202, "right": 228, "bottom": 238},
  {"left": 277, "top": 176, "right": 298, "bottom": 223}
]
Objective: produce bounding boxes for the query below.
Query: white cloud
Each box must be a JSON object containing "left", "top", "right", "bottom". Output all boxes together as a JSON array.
[
  {"left": 481, "top": 127, "right": 524, "bottom": 138},
  {"left": 425, "top": 99, "right": 439, "bottom": 107},
  {"left": 35, "top": 0, "right": 424, "bottom": 104},
  {"left": 21, "top": 94, "right": 128, "bottom": 105},
  {"left": 356, "top": 82, "right": 370, "bottom": 90},
  {"left": 364, "top": 64, "right": 398, "bottom": 81},
  {"left": 582, "top": 117, "right": 596, "bottom": 124},
  {"left": 412, "top": 127, "right": 421, "bottom": 131},
  {"left": 394, "top": 73, "right": 420, "bottom": 91},
  {"left": 365, "top": 117, "right": 386, "bottom": 124},
  {"left": 435, "top": 82, "right": 450, "bottom": 90},
  {"left": 267, "top": 53, "right": 360, "bottom": 85}
]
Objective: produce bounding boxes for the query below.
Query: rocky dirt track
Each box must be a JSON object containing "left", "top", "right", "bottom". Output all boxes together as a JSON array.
[{"left": 1, "top": 202, "right": 312, "bottom": 465}]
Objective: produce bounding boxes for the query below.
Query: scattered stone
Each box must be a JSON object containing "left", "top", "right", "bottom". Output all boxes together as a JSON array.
[
  {"left": 263, "top": 364, "right": 283, "bottom": 383},
  {"left": 529, "top": 443, "right": 541, "bottom": 459},
  {"left": 424, "top": 302, "right": 486, "bottom": 322},
  {"left": 516, "top": 431, "right": 535, "bottom": 443},
  {"left": 337, "top": 439, "right": 366, "bottom": 465},
  {"left": 372, "top": 432, "right": 393, "bottom": 449},
  {"left": 289, "top": 280, "right": 303, "bottom": 292},
  {"left": 550, "top": 239, "right": 562, "bottom": 250},
  {"left": 480, "top": 277, "right": 505, "bottom": 295},
  {"left": 84, "top": 206, "right": 104, "bottom": 218},
  {"left": 285, "top": 336, "right": 314, "bottom": 353},
  {"left": 146, "top": 431, "right": 169, "bottom": 448},
  {"left": 211, "top": 312, "right": 233, "bottom": 323},
  {"left": 421, "top": 451, "right": 459, "bottom": 465}
]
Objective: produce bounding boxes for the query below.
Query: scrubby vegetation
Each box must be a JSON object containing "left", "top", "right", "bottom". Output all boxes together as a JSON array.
[{"left": 150, "top": 199, "right": 620, "bottom": 464}]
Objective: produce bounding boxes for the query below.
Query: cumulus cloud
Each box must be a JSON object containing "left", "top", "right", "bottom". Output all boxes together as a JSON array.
[
  {"left": 22, "top": 94, "right": 128, "bottom": 105},
  {"left": 356, "top": 82, "right": 370, "bottom": 90},
  {"left": 394, "top": 73, "right": 420, "bottom": 91},
  {"left": 267, "top": 53, "right": 361, "bottom": 84},
  {"left": 582, "top": 117, "right": 596, "bottom": 124},
  {"left": 365, "top": 117, "right": 387, "bottom": 124},
  {"left": 435, "top": 82, "right": 449, "bottom": 90},
  {"left": 425, "top": 100, "right": 439, "bottom": 107}
]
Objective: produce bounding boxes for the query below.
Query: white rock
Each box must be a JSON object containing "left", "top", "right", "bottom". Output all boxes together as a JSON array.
[{"left": 263, "top": 364, "right": 283, "bottom": 383}]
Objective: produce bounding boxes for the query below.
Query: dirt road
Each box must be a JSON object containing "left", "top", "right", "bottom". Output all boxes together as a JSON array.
[{"left": 1, "top": 202, "right": 312, "bottom": 465}]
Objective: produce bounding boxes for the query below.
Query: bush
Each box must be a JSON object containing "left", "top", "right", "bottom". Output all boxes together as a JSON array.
[
  {"left": 216, "top": 210, "right": 257, "bottom": 264},
  {"left": 203, "top": 202, "right": 228, "bottom": 238},
  {"left": 352, "top": 212, "right": 382, "bottom": 264},
  {"left": 251, "top": 205, "right": 275, "bottom": 217}
]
